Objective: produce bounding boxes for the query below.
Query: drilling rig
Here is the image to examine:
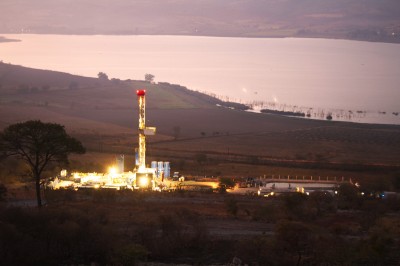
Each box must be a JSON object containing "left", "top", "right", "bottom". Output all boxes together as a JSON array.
[
  {"left": 49, "top": 89, "right": 176, "bottom": 191},
  {"left": 135, "top": 89, "right": 157, "bottom": 189}
]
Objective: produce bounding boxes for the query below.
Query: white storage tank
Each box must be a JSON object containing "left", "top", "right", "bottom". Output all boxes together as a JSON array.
[{"left": 164, "top": 162, "right": 170, "bottom": 178}]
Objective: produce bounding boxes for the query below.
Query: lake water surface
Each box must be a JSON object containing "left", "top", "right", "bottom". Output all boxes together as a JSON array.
[{"left": 2, "top": 34, "right": 400, "bottom": 124}]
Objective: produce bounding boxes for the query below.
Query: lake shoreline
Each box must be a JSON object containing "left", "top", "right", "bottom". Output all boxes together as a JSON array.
[
  {"left": 2, "top": 34, "right": 399, "bottom": 125},
  {"left": 2, "top": 32, "right": 400, "bottom": 45},
  {"left": 0, "top": 36, "right": 20, "bottom": 43}
]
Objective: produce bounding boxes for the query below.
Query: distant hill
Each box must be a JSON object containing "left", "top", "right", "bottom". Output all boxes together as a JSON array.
[
  {"left": 1, "top": 63, "right": 400, "bottom": 170},
  {"left": 0, "top": 62, "right": 254, "bottom": 137},
  {"left": 0, "top": 0, "right": 400, "bottom": 42},
  {"left": 0, "top": 62, "right": 95, "bottom": 89}
]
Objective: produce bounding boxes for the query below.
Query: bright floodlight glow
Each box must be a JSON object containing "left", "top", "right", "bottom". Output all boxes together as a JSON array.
[
  {"left": 60, "top": 169, "right": 67, "bottom": 177},
  {"left": 109, "top": 166, "right": 117, "bottom": 176},
  {"left": 138, "top": 177, "right": 149, "bottom": 187}
]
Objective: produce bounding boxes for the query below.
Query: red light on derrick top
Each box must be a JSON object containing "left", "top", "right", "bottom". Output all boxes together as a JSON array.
[{"left": 136, "top": 89, "right": 146, "bottom": 96}]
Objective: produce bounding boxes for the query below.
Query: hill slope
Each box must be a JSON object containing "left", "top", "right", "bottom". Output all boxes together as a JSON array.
[{"left": 1, "top": 63, "right": 400, "bottom": 172}]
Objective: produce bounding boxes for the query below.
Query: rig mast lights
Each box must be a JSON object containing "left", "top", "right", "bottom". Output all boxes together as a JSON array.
[{"left": 136, "top": 89, "right": 156, "bottom": 172}]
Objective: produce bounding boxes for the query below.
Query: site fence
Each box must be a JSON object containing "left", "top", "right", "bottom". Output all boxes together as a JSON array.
[{"left": 256, "top": 174, "right": 351, "bottom": 184}]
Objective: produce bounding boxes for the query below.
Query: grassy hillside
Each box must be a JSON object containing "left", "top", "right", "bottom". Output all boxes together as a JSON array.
[
  {"left": 0, "top": 0, "right": 400, "bottom": 42},
  {"left": 1, "top": 63, "right": 400, "bottom": 183},
  {"left": 1, "top": 64, "right": 399, "bottom": 266}
]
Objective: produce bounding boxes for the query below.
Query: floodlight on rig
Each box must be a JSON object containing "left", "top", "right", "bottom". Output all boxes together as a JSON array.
[
  {"left": 138, "top": 175, "right": 150, "bottom": 188},
  {"left": 108, "top": 166, "right": 118, "bottom": 178}
]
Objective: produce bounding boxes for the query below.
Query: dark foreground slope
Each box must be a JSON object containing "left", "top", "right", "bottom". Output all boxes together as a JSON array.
[
  {"left": 1, "top": 63, "right": 399, "bottom": 180},
  {"left": 2, "top": 190, "right": 400, "bottom": 266}
]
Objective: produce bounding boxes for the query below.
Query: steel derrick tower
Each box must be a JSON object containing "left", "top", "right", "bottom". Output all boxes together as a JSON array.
[{"left": 136, "top": 89, "right": 155, "bottom": 171}]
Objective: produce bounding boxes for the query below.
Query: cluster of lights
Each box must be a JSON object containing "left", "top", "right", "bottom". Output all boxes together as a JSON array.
[{"left": 138, "top": 176, "right": 150, "bottom": 187}]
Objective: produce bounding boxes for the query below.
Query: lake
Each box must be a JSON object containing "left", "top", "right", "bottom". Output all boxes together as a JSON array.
[{"left": 1, "top": 34, "right": 400, "bottom": 124}]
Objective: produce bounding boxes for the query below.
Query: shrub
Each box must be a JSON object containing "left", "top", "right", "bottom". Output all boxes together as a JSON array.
[
  {"left": 45, "top": 188, "right": 76, "bottom": 203},
  {"left": 0, "top": 184, "right": 6, "bottom": 201},
  {"left": 252, "top": 203, "right": 279, "bottom": 222},
  {"left": 113, "top": 244, "right": 148, "bottom": 265},
  {"left": 225, "top": 197, "right": 238, "bottom": 217},
  {"left": 91, "top": 189, "right": 117, "bottom": 203},
  {"left": 0, "top": 206, "right": 117, "bottom": 265},
  {"left": 218, "top": 177, "right": 235, "bottom": 193}
]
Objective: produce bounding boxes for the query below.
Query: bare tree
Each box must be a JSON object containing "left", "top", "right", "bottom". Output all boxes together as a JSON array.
[
  {"left": 98, "top": 72, "right": 109, "bottom": 80},
  {"left": 145, "top": 73, "right": 155, "bottom": 83},
  {"left": 0, "top": 120, "right": 85, "bottom": 207}
]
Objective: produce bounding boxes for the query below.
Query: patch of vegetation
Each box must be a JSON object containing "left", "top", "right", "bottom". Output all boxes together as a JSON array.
[
  {"left": 1, "top": 183, "right": 400, "bottom": 265},
  {"left": 0, "top": 183, "right": 6, "bottom": 201},
  {"left": 261, "top": 108, "right": 306, "bottom": 117},
  {"left": 147, "top": 83, "right": 197, "bottom": 109}
]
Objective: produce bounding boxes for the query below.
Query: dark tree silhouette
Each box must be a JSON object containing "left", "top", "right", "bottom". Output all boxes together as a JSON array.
[
  {"left": 274, "top": 220, "right": 316, "bottom": 265},
  {"left": 0, "top": 120, "right": 85, "bottom": 207},
  {"left": 97, "top": 72, "right": 109, "bottom": 80},
  {"left": 219, "top": 177, "right": 236, "bottom": 193},
  {"left": 145, "top": 73, "right": 155, "bottom": 83},
  {"left": 0, "top": 183, "right": 6, "bottom": 201}
]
